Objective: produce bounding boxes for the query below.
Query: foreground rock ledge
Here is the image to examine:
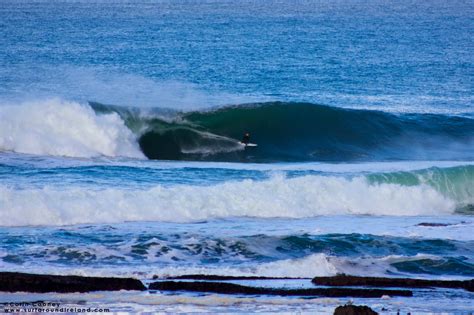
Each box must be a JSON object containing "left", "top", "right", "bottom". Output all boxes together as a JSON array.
[
  {"left": 312, "top": 275, "right": 474, "bottom": 292},
  {"left": 334, "top": 304, "right": 377, "bottom": 315},
  {"left": 149, "top": 281, "right": 412, "bottom": 297},
  {"left": 160, "top": 274, "right": 308, "bottom": 280},
  {"left": 0, "top": 272, "right": 146, "bottom": 293}
]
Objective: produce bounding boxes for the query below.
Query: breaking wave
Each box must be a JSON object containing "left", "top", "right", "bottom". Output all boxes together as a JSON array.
[
  {"left": 1, "top": 99, "right": 473, "bottom": 162},
  {"left": 0, "top": 172, "right": 467, "bottom": 227}
]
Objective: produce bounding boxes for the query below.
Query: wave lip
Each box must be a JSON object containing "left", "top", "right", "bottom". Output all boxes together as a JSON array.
[{"left": 0, "top": 99, "right": 144, "bottom": 158}]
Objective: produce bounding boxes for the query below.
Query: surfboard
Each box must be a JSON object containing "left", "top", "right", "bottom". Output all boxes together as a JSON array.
[{"left": 240, "top": 142, "right": 258, "bottom": 147}]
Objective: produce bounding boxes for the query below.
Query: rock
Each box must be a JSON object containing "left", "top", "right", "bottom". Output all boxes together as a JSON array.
[
  {"left": 149, "top": 281, "right": 412, "bottom": 297},
  {"left": 417, "top": 221, "right": 467, "bottom": 227},
  {"left": 312, "top": 275, "right": 474, "bottom": 292},
  {"left": 163, "top": 274, "right": 307, "bottom": 280},
  {"left": 334, "top": 304, "right": 378, "bottom": 315},
  {"left": 0, "top": 272, "right": 146, "bottom": 293},
  {"left": 416, "top": 222, "right": 450, "bottom": 227}
]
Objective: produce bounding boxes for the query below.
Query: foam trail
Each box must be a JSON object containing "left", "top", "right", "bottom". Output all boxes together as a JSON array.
[
  {"left": 254, "top": 253, "right": 338, "bottom": 277},
  {"left": 0, "top": 174, "right": 455, "bottom": 226},
  {"left": 0, "top": 99, "right": 144, "bottom": 158},
  {"left": 139, "top": 254, "right": 338, "bottom": 279}
]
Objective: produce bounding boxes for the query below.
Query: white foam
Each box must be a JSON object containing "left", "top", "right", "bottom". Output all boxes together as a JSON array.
[
  {"left": 0, "top": 252, "right": 337, "bottom": 280},
  {"left": 0, "top": 99, "right": 144, "bottom": 158},
  {"left": 0, "top": 174, "right": 455, "bottom": 227},
  {"left": 255, "top": 253, "right": 337, "bottom": 277}
]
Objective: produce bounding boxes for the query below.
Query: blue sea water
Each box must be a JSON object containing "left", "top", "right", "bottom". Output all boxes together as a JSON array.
[{"left": 0, "top": 0, "right": 473, "bottom": 313}]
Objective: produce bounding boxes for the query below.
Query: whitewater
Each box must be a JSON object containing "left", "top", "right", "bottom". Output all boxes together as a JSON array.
[{"left": 1, "top": 0, "right": 473, "bottom": 313}]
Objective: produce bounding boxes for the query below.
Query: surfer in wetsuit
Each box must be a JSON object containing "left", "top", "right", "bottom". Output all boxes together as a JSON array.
[{"left": 241, "top": 132, "right": 250, "bottom": 145}]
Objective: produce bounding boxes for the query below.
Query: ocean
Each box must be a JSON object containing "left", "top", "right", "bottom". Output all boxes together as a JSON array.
[{"left": 0, "top": 0, "right": 473, "bottom": 313}]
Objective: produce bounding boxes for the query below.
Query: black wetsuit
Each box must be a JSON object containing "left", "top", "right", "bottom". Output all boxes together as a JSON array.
[{"left": 242, "top": 134, "right": 250, "bottom": 144}]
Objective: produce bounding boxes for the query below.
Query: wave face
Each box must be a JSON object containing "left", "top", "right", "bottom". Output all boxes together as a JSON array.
[
  {"left": 365, "top": 165, "right": 474, "bottom": 210},
  {"left": 92, "top": 102, "right": 474, "bottom": 162}
]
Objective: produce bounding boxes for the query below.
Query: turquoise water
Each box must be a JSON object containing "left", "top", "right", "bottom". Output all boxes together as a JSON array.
[{"left": 0, "top": 0, "right": 473, "bottom": 313}]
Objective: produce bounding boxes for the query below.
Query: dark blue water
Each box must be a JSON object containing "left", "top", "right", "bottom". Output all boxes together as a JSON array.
[{"left": 1, "top": 0, "right": 473, "bottom": 112}]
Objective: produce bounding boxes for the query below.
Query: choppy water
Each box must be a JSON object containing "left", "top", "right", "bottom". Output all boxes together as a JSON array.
[{"left": 0, "top": 0, "right": 473, "bottom": 313}]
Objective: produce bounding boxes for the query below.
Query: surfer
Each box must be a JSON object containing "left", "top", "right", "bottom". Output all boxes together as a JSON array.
[{"left": 241, "top": 132, "right": 250, "bottom": 145}]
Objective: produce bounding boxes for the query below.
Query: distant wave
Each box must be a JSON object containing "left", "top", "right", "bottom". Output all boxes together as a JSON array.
[{"left": 1, "top": 99, "right": 473, "bottom": 162}]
